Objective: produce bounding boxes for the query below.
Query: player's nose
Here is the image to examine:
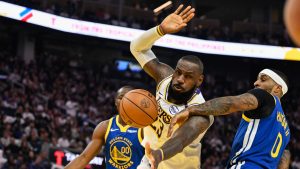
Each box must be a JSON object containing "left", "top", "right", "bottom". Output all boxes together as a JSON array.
[
  {"left": 177, "top": 75, "right": 184, "bottom": 84},
  {"left": 254, "top": 80, "right": 260, "bottom": 88}
]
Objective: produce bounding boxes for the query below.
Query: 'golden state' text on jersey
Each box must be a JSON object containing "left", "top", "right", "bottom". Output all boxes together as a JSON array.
[{"left": 105, "top": 115, "right": 144, "bottom": 169}]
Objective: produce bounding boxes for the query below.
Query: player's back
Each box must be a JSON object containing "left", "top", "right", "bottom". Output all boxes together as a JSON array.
[
  {"left": 105, "top": 115, "right": 144, "bottom": 169},
  {"left": 143, "top": 75, "right": 214, "bottom": 169},
  {"left": 228, "top": 96, "right": 290, "bottom": 169}
]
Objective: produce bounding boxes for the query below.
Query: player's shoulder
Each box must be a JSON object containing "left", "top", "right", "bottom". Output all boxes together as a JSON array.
[
  {"left": 93, "top": 119, "right": 112, "bottom": 141},
  {"left": 247, "top": 88, "right": 275, "bottom": 105},
  {"left": 247, "top": 88, "right": 272, "bottom": 97},
  {"left": 188, "top": 89, "right": 205, "bottom": 105},
  {"left": 156, "top": 74, "right": 172, "bottom": 93}
]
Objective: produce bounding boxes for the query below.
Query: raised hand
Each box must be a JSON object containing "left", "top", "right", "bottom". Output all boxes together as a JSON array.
[
  {"left": 167, "top": 109, "right": 190, "bottom": 137},
  {"left": 159, "top": 4, "right": 195, "bottom": 34}
]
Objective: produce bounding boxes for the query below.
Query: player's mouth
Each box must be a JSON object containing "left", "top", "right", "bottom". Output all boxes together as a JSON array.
[{"left": 173, "top": 84, "right": 184, "bottom": 91}]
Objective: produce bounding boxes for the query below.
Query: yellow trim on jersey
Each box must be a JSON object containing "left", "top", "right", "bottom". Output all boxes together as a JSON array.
[
  {"left": 104, "top": 117, "right": 113, "bottom": 142},
  {"left": 164, "top": 82, "right": 170, "bottom": 100},
  {"left": 156, "top": 26, "right": 164, "bottom": 36},
  {"left": 273, "top": 96, "right": 277, "bottom": 104},
  {"left": 138, "top": 128, "right": 143, "bottom": 144},
  {"left": 187, "top": 93, "right": 198, "bottom": 104},
  {"left": 116, "top": 115, "right": 130, "bottom": 132},
  {"left": 242, "top": 114, "right": 251, "bottom": 122},
  {"left": 156, "top": 75, "right": 172, "bottom": 92}
]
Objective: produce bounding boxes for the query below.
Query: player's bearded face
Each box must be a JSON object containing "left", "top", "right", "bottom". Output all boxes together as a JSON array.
[
  {"left": 169, "top": 80, "right": 197, "bottom": 100},
  {"left": 254, "top": 74, "right": 277, "bottom": 94}
]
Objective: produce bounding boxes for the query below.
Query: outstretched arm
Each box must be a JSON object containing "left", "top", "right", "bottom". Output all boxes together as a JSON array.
[
  {"left": 146, "top": 116, "right": 210, "bottom": 169},
  {"left": 167, "top": 93, "right": 258, "bottom": 136},
  {"left": 277, "top": 149, "right": 291, "bottom": 169},
  {"left": 130, "top": 5, "right": 195, "bottom": 83},
  {"left": 188, "top": 93, "right": 258, "bottom": 116},
  {"left": 65, "top": 120, "right": 109, "bottom": 169}
]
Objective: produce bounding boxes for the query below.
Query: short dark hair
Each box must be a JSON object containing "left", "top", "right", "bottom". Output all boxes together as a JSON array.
[
  {"left": 115, "top": 85, "right": 134, "bottom": 99},
  {"left": 270, "top": 69, "right": 289, "bottom": 88},
  {"left": 180, "top": 55, "right": 204, "bottom": 73},
  {"left": 120, "top": 85, "right": 134, "bottom": 91}
]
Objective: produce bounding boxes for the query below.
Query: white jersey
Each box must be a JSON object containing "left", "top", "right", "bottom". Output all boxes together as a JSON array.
[{"left": 143, "top": 75, "right": 214, "bottom": 169}]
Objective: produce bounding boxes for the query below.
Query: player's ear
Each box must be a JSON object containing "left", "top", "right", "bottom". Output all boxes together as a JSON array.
[
  {"left": 196, "top": 74, "right": 204, "bottom": 87},
  {"left": 273, "top": 84, "right": 283, "bottom": 96}
]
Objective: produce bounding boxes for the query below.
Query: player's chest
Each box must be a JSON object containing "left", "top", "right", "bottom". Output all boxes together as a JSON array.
[{"left": 156, "top": 95, "right": 187, "bottom": 117}]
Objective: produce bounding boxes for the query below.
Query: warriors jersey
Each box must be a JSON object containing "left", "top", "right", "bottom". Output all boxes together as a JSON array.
[
  {"left": 105, "top": 115, "right": 144, "bottom": 169},
  {"left": 228, "top": 95, "right": 290, "bottom": 169},
  {"left": 142, "top": 75, "right": 214, "bottom": 169}
]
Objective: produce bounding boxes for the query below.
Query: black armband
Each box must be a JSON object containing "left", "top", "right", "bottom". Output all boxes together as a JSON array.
[{"left": 244, "top": 88, "right": 275, "bottom": 119}]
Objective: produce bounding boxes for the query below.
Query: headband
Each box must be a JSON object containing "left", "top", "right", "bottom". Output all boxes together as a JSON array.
[{"left": 259, "top": 69, "right": 288, "bottom": 95}]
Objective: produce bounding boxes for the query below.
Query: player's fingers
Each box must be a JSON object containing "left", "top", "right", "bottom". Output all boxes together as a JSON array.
[
  {"left": 179, "top": 5, "right": 191, "bottom": 16},
  {"left": 167, "top": 117, "right": 177, "bottom": 137},
  {"left": 182, "top": 8, "right": 195, "bottom": 21},
  {"left": 145, "top": 142, "right": 152, "bottom": 157},
  {"left": 183, "top": 13, "right": 195, "bottom": 23},
  {"left": 173, "top": 4, "right": 184, "bottom": 14},
  {"left": 177, "top": 23, "right": 187, "bottom": 31}
]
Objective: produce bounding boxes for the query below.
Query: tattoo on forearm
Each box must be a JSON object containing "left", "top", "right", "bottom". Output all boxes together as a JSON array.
[
  {"left": 188, "top": 97, "right": 233, "bottom": 116},
  {"left": 189, "top": 93, "right": 258, "bottom": 116},
  {"left": 238, "top": 94, "right": 257, "bottom": 109}
]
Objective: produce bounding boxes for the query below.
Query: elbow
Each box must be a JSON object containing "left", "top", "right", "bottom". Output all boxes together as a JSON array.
[
  {"left": 187, "top": 116, "right": 210, "bottom": 141},
  {"left": 182, "top": 116, "right": 210, "bottom": 146},
  {"left": 177, "top": 141, "right": 185, "bottom": 152},
  {"left": 130, "top": 38, "right": 140, "bottom": 54}
]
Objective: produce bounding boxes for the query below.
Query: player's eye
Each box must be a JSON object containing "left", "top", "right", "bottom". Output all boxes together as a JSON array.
[
  {"left": 185, "top": 74, "right": 192, "bottom": 79},
  {"left": 175, "top": 69, "right": 181, "bottom": 75}
]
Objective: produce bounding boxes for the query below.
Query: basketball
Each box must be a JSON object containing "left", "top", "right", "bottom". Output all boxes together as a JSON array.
[
  {"left": 119, "top": 89, "right": 158, "bottom": 128},
  {"left": 284, "top": 0, "right": 300, "bottom": 46}
]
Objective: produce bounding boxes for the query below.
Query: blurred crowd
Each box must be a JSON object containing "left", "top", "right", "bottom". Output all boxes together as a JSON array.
[
  {"left": 0, "top": 49, "right": 300, "bottom": 169},
  {"left": 2, "top": 0, "right": 295, "bottom": 47}
]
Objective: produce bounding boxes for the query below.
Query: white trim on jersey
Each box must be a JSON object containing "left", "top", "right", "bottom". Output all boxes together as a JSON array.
[
  {"left": 244, "top": 119, "right": 260, "bottom": 152},
  {"left": 230, "top": 161, "right": 245, "bottom": 169},
  {"left": 231, "top": 119, "right": 260, "bottom": 164}
]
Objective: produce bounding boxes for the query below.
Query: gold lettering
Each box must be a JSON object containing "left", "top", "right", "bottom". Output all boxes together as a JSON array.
[
  {"left": 108, "top": 159, "right": 133, "bottom": 169},
  {"left": 159, "top": 112, "right": 172, "bottom": 124}
]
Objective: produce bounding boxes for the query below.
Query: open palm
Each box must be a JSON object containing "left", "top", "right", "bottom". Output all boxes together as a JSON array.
[{"left": 160, "top": 5, "right": 195, "bottom": 34}]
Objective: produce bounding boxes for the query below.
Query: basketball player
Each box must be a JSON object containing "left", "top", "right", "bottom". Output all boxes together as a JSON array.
[
  {"left": 65, "top": 86, "right": 144, "bottom": 169},
  {"left": 130, "top": 4, "right": 214, "bottom": 169},
  {"left": 167, "top": 69, "right": 291, "bottom": 169}
]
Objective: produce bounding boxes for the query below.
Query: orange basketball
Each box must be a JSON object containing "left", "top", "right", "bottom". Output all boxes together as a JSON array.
[
  {"left": 119, "top": 89, "right": 158, "bottom": 128},
  {"left": 284, "top": 0, "right": 300, "bottom": 46}
]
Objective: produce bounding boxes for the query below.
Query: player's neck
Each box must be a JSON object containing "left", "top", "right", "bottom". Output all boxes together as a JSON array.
[{"left": 118, "top": 116, "right": 127, "bottom": 126}]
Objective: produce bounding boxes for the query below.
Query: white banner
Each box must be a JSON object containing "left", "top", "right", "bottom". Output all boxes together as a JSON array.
[{"left": 0, "top": 1, "right": 300, "bottom": 61}]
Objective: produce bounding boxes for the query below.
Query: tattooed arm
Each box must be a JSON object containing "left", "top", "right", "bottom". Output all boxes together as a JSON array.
[
  {"left": 277, "top": 150, "right": 291, "bottom": 169},
  {"left": 187, "top": 93, "right": 258, "bottom": 116},
  {"left": 167, "top": 93, "right": 258, "bottom": 136}
]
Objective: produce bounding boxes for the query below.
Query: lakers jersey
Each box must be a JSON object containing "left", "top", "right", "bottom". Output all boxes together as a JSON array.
[
  {"left": 105, "top": 115, "right": 144, "bottom": 169},
  {"left": 228, "top": 96, "right": 290, "bottom": 169},
  {"left": 143, "top": 75, "right": 214, "bottom": 169}
]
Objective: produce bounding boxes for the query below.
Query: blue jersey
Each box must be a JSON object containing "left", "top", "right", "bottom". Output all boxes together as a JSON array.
[
  {"left": 105, "top": 115, "right": 144, "bottom": 169},
  {"left": 228, "top": 96, "right": 290, "bottom": 169}
]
